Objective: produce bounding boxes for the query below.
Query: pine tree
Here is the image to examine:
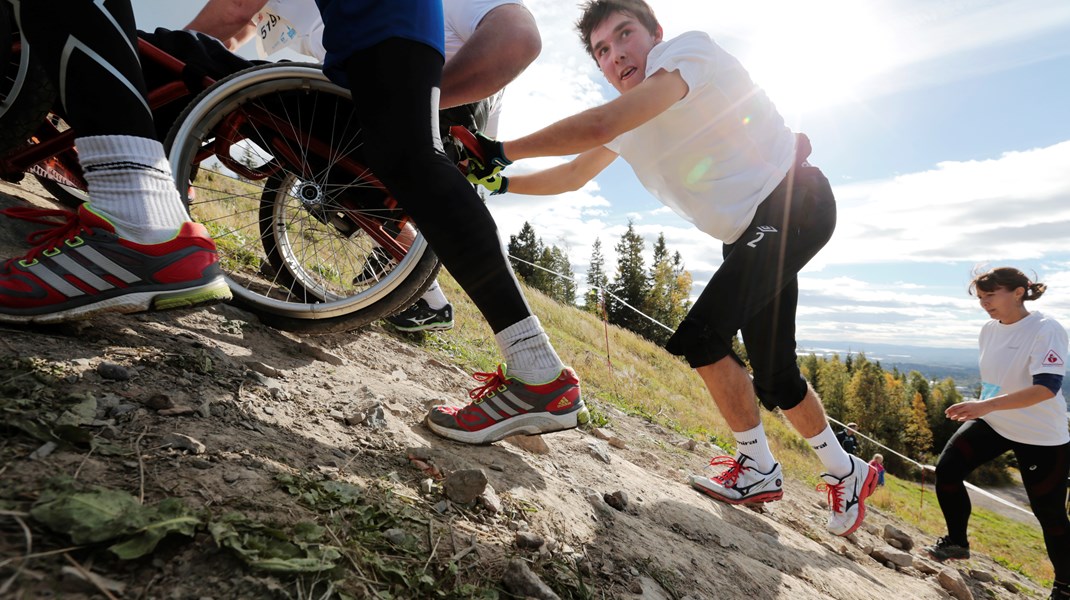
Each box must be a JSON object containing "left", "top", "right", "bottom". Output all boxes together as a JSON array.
[
  {"left": 815, "top": 354, "right": 849, "bottom": 421},
  {"left": 540, "top": 245, "right": 577, "bottom": 305},
  {"left": 584, "top": 238, "right": 608, "bottom": 314},
  {"left": 607, "top": 221, "right": 649, "bottom": 334},
  {"left": 929, "top": 378, "right": 963, "bottom": 454},
  {"left": 507, "top": 222, "right": 542, "bottom": 283},
  {"left": 902, "top": 390, "right": 934, "bottom": 462},
  {"left": 641, "top": 233, "right": 692, "bottom": 343}
]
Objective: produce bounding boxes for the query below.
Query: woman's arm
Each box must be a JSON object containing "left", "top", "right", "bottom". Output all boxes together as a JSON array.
[{"left": 945, "top": 384, "right": 1056, "bottom": 422}]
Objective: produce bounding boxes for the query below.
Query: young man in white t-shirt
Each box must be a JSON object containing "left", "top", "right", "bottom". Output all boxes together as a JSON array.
[
  {"left": 467, "top": 0, "right": 876, "bottom": 537},
  {"left": 186, "top": 0, "right": 539, "bottom": 331}
]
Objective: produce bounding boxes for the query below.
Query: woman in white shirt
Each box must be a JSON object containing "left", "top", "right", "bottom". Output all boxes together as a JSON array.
[{"left": 926, "top": 267, "right": 1069, "bottom": 600}]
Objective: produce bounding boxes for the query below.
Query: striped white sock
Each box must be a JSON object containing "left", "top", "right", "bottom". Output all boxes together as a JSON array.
[
  {"left": 76, "top": 135, "right": 190, "bottom": 244},
  {"left": 495, "top": 316, "right": 564, "bottom": 383}
]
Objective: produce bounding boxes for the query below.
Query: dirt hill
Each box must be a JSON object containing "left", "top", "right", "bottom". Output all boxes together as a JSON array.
[{"left": 0, "top": 179, "right": 1047, "bottom": 599}]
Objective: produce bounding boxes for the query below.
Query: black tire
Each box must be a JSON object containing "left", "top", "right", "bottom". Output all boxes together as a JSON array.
[
  {"left": 0, "top": 12, "right": 56, "bottom": 155},
  {"left": 165, "top": 62, "right": 440, "bottom": 334}
]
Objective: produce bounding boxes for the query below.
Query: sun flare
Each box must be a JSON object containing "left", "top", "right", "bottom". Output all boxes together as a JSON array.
[{"left": 734, "top": 1, "right": 897, "bottom": 117}]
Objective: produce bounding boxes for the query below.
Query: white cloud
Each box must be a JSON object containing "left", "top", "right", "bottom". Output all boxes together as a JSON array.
[{"left": 817, "top": 140, "right": 1070, "bottom": 268}]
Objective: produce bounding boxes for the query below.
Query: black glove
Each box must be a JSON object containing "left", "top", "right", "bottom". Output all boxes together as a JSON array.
[{"left": 467, "top": 132, "right": 512, "bottom": 179}]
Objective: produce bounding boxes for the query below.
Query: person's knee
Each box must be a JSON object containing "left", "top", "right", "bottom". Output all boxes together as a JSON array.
[
  {"left": 665, "top": 318, "right": 737, "bottom": 369},
  {"left": 753, "top": 368, "right": 807, "bottom": 411},
  {"left": 1032, "top": 502, "right": 1070, "bottom": 534}
]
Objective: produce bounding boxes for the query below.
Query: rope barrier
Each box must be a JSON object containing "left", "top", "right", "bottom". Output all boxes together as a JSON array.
[
  {"left": 506, "top": 253, "right": 675, "bottom": 333},
  {"left": 827, "top": 417, "right": 1034, "bottom": 517}
]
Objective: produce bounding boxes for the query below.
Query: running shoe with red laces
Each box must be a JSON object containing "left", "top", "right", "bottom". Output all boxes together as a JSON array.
[
  {"left": 425, "top": 364, "right": 588, "bottom": 444},
  {"left": 0, "top": 204, "right": 232, "bottom": 324},
  {"left": 819, "top": 454, "right": 878, "bottom": 536},
  {"left": 689, "top": 453, "right": 784, "bottom": 504}
]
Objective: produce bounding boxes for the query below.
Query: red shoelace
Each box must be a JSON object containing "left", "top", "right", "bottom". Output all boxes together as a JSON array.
[
  {"left": 468, "top": 365, "right": 509, "bottom": 402},
  {"left": 0, "top": 206, "right": 86, "bottom": 265},
  {"left": 707, "top": 456, "right": 745, "bottom": 486},
  {"left": 817, "top": 480, "right": 845, "bottom": 513}
]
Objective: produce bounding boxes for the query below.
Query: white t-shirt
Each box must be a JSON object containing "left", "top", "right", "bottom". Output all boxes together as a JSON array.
[
  {"left": 249, "top": 0, "right": 521, "bottom": 134},
  {"left": 977, "top": 311, "right": 1070, "bottom": 446},
  {"left": 605, "top": 32, "right": 796, "bottom": 244}
]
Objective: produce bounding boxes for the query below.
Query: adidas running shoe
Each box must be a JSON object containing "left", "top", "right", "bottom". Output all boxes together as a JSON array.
[
  {"left": 689, "top": 454, "right": 784, "bottom": 504},
  {"left": 425, "top": 364, "right": 588, "bottom": 444},
  {"left": 820, "top": 454, "right": 878, "bottom": 536},
  {"left": 0, "top": 204, "right": 231, "bottom": 324},
  {"left": 386, "top": 299, "right": 454, "bottom": 332}
]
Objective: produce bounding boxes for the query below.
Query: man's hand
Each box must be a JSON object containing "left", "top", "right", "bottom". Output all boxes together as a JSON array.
[
  {"left": 467, "top": 133, "right": 512, "bottom": 179},
  {"left": 467, "top": 171, "right": 509, "bottom": 195}
]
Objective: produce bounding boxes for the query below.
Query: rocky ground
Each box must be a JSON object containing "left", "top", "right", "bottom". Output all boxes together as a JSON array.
[{"left": 0, "top": 179, "right": 1050, "bottom": 599}]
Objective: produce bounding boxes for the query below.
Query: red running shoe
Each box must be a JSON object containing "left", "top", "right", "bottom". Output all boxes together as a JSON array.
[
  {"left": 0, "top": 204, "right": 231, "bottom": 324},
  {"left": 426, "top": 364, "right": 587, "bottom": 444}
]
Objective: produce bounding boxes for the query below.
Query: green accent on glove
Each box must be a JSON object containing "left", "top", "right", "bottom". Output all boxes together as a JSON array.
[
  {"left": 467, "top": 171, "right": 509, "bottom": 195},
  {"left": 468, "top": 132, "right": 512, "bottom": 179}
]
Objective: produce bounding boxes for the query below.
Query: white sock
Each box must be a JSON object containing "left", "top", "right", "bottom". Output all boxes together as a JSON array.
[
  {"left": 420, "top": 280, "right": 449, "bottom": 310},
  {"left": 77, "top": 135, "right": 190, "bottom": 244},
  {"left": 734, "top": 424, "right": 776, "bottom": 472},
  {"left": 807, "top": 425, "right": 854, "bottom": 478},
  {"left": 494, "top": 316, "right": 564, "bottom": 383}
]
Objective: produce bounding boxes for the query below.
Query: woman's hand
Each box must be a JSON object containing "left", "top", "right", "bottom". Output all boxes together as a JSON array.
[{"left": 945, "top": 400, "right": 993, "bottom": 422}]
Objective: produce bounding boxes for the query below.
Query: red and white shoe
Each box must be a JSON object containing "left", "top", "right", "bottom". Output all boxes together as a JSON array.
[
  {"left": 689, "top": 454, "right": 784, "bottom": 504},
  {"left": 0, "top": 204, "right": 231, "bottom": 324},
  {"left": 425, "top": 364, "right": 587, "bottom": 444}
]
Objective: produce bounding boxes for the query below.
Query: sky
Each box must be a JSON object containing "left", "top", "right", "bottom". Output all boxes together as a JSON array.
[{"left": 137, "top": 0, "right": 1070, "bottom": 350}]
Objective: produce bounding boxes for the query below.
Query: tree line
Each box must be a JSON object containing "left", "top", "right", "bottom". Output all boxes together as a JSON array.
[
  {"left": 799, "top": 352, "right": 1013, "bottom": 484},
  {"left": 506, "top": 221, "right": 693, "bottom": 345}
]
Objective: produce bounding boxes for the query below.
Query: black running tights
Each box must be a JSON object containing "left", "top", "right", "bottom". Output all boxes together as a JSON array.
[
  {"left": 18, "top": 0, "right": 154, "bottom": 139},
  {"left": 342, "top": 39, "right": 531, "bottom": 333},
  {"left": 934, "top": 418, "right": 1070, "bottom": 581}
]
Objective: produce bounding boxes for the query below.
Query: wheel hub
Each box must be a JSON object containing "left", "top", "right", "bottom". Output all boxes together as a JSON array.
[{"left": 297, "top": 180, "right": 323, "bottom": 206}]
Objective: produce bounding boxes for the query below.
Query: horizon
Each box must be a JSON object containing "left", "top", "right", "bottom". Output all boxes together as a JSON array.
[{"left": 137, "top": 1, "right": 1070, "bottom": 349}]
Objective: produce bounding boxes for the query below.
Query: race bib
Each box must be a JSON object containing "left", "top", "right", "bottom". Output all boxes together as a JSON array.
[
  {"left": 979, "top": 382, "right": 1001, "bottom": 400},
  {"left": 254, "top": 10, "right": 299, "bottom": 59}
]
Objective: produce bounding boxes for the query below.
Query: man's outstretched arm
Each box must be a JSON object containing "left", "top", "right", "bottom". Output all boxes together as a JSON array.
[
  {"left": 502, "top": 68, "right": 688, "bottom": 161},
  {"left": 440, "top": 4, "right": 541, "bottom": 109},
  {"left": 185, "top": 0, "right": 268, "bottom": 51}
]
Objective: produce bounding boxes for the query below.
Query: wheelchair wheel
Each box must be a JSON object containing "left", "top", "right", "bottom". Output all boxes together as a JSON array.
[
  {"left": 165, "top": 62, "right": 438, "bottom": 334},
  {"left": 0, "top": 6, "right": 56, "bottom": 155}
]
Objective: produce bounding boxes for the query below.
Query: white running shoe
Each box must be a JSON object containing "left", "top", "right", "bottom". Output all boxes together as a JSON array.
[
  {"left": 820, "top": 455, "right": 878, "bottom": 536},
  {"left": 689, "top": 454, "right": 784, "bottom": 505}
]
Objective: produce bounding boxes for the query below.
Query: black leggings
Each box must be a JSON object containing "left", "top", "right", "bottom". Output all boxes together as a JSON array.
[
  {"left": 18, "top": 0, "right": 154, "bottom": 139},
  {"left": 343, "top": 39, "right": 530, "bottom": 332},
  {"left": 935, "top": 419, "right": 1070, "bottom": 581}
]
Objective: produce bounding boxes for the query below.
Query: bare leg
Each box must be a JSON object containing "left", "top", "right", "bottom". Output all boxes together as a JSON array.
[
  {"left": 782, "top": 386, "right": 829, "bottom": 438},
  {"left": 695, "top": 356, "right": 760, "bottom": 431}
]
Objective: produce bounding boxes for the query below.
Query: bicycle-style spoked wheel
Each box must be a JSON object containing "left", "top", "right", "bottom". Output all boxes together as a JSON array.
[
  {"left": 0, "top": 4, "right": 56, "bottom": 155},
  {"left": 165, "top": 62, "right": 438, "bottom": 333}
]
